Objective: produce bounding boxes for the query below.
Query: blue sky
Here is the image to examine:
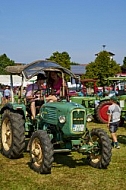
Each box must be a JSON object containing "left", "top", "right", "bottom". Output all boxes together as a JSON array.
[{"left": 0, "top": 0, "right": 126, "bottom": 65}]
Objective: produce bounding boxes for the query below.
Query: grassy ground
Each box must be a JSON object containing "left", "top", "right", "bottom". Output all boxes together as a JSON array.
[{"left": 0, "top": 122, "right": 126, "bottom": 190}]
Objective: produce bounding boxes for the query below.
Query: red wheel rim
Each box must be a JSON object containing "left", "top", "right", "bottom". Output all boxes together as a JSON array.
[{"left": 99, "top": 104, "right": 111, "bottom": 122}]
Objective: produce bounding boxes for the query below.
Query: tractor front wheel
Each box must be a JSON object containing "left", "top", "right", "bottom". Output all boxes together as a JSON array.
[
  {"left": 87, "top": 128, "right": 112, "bottom": 169},
  {"left": 1, "top": 110, "right": 25, "bottom": 158},
  {"left": 29, "top": 130, "right": 54, "bottom": 174}
]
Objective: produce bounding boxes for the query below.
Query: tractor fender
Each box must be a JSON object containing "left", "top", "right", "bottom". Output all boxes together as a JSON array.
[{"left": 0, "top": 103, "right": 26, "bottom": 118}]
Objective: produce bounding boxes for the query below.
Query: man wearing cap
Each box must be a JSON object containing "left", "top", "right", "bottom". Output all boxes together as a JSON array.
[
  {"left": 107, "top": 96, "right": 121, "bottom": 149},
  {"left": 26, "top": 73, "right": 57, "bottom": 119}
]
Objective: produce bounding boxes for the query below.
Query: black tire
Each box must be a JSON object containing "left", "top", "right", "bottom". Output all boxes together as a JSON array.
[
  {"left": 1, "top": 110, "right": 25, "bottom": 158},
  {"left": 119, "top": 117, "right": 124, "bottom": 127},
  {"left": 29, "top": 130, "right": 54, "bottom": 174},
  {"left": 95, "top": 100, "right": 112, "bottom": 123},
  {"left": 87, "top": 128, "right": 112, "bottom": 169}
]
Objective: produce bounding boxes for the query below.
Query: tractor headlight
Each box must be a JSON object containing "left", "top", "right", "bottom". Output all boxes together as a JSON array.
[{"left": 59, "top": 116, "right": 66, "bottom": 123}]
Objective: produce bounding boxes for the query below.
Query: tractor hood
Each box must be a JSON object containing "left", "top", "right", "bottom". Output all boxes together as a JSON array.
[
  {"left": 39, "top": 101, "right": 87, "bottom": 137},
  {"left": 42, "top": 101, "right": 85, "bottom": 114}
]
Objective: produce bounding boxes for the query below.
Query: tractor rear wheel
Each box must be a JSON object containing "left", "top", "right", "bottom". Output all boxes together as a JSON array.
[
  {"left": 95, "top": 100, "right": 112, "bottom": 123},
  {"left": 29, "top": 130, "right": 54, "bottom": 174},
  {"left": 87, "top": 128, "right": 112, "bottom": 169},
  {"left": 1, "top": 110, "right": 25, "bottom": 158}
]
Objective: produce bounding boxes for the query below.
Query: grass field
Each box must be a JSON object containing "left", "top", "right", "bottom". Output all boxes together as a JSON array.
[{"left": 0, "top": 122, "right": 126, "bottom": 190}]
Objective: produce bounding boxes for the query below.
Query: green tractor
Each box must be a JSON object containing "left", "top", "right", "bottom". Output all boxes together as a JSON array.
[
  {"left": 95, "top": 77, "right": 126, "bottom": 124},
  {"left": 69, "top": 79, "right": 111, "bottom": 123},
  {"left": 0, "top": 60, "right": 112, "bottom": 174}
]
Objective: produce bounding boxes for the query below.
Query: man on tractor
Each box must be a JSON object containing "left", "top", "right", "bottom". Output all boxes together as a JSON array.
[{"left": 26, "top": 73, "right": 57, "bottom": 119}]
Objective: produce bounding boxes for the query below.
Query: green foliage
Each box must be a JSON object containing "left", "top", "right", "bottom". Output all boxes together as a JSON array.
[
  {"left": 123, "top": 57, "right": 126, "bottom": 67},
  {"left": 84, "top": 51, "right": 121, "bottom": 86},
  {"left": 84, "top": 61, "right": 97, "bottom": 79},
  {"left": 0, "top": 54, "right": 15, "bottom": 74},
  {"left": 70, "top": 61, "right": 80, "bottom": 65},
  {"left": 121, "top": 57, "right": 126, "bottom": 72},
  {"left": 48, "top": 51, "right": 71, "bottom": 70}
]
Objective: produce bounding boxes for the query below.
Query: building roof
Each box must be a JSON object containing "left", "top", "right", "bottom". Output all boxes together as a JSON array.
[
  {"left": 95, "top": 51, "right": 115, "bottom": 56},
  {"left": 71, "top": 65, "right": 87, "bottom": 75},
  {"left": 15, "top": 62, "right": 26, "bottom": 65}
]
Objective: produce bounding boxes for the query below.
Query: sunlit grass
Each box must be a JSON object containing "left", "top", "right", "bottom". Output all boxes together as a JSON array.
[{"left": 0, "top": 122, "right": 126, "bottom": 190}]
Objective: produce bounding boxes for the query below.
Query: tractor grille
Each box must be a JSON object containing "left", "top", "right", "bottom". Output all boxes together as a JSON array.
[
  {"left": 72, "top": 110, "right": 84, "bottom": 124},
  {"left": 72, "top": 109, "right": 85, "bottom": 132}
]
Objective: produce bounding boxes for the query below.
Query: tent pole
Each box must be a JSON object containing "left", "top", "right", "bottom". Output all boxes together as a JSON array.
[{"left": 10, "top": 74, "right": 14, "bottom": 103}]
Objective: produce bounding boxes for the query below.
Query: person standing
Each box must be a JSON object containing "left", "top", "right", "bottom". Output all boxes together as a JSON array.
[
  {"left": 107, "top": 96, "right": 121, "bottom": 149},
  {"left": 4, "top": 86, "right": 11, "bottom": 103}
]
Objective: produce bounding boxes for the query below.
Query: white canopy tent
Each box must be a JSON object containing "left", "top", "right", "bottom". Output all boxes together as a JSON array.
[{"left": 0, "top": 75, "right": 37, "bottom": 87}]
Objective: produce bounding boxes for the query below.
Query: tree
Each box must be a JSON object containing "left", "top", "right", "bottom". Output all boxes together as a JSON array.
[
  {"left": 121, "top": 57, "right": 126, "bottom": 73},
  {"left": 47, "top": 51, "right": 71, "bottom": 70},
  {"left": 0, "top": 54, "right": 15, "bottom": 74},
  {"left": 84, "top": 51, "right": 121, "bottom": 87}
]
